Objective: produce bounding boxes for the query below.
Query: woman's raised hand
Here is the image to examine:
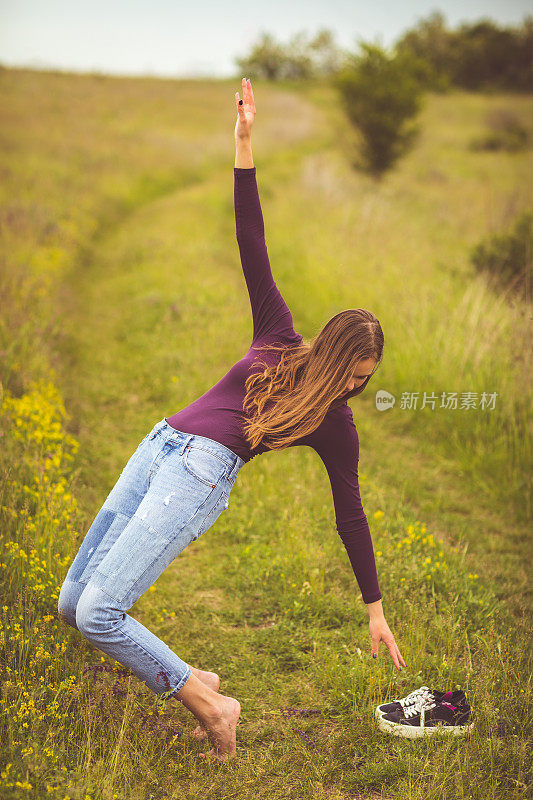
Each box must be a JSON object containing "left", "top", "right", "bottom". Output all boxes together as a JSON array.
[{"left": 235, "top": 77, "right": 256, "bottom": 140}]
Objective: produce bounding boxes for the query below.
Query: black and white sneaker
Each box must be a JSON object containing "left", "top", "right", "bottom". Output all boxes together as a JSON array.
[
  {"left": 376, "top": 696, "right": 474, "bottom": 738},
  {"left": 375, "top": 687, "right": 467, "bottom": 720},
  {"left": 375, "top": 685, "right": 432, "bottom": 719}
]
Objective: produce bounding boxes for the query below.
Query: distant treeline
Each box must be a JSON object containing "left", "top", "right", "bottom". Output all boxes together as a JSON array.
[
  {"left": 236, "top": 11, "right": 533, "bottom": 92},
  {"left": 395, "top": 11, "right": 533, "bottom": 92}
]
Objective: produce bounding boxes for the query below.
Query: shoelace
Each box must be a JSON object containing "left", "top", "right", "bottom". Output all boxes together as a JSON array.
[
  {"left": 399, "top": 686, "right": 433, "bottom": 709},
  {"left": 402, "top": 697, "right": 437, "bottom": 722}
]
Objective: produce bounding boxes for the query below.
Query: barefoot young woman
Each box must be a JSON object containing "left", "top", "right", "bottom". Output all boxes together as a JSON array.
[{"left": 58, "top": 77, "right": 405, "bottom": 763}]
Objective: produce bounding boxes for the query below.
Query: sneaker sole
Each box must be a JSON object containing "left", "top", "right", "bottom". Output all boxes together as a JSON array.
[{"left": 376, "top": 714, "right": 474, "bottom": 738}]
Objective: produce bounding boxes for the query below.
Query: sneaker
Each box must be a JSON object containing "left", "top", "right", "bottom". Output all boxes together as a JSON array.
[
  {"left": 375, "top": 687, "right": 466, "bottom": 720},
  {"left": 375, "top": 685, "right": 431, "bottom": 719},
  {"left": 377, "top": 697, "right": 474, "bottom": 738}
]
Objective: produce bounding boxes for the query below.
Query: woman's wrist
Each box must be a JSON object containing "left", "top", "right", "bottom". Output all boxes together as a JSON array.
[
  {"left": 235, "top": 137, "right": 254, "bottom": 169},
  {"left": 366, "top": 598, "right": 384, "bottom": 618}
]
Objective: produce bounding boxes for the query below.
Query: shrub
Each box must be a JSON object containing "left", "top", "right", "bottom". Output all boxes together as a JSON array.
[
  {"left": 470, "top": 210, "right": 533, "bottom": 296},
  {"left": 334, "top": 42, "right": 427, "bottom": 177},
  {"left": 470, "top": 108, "right": 531, "bottom": 153}
]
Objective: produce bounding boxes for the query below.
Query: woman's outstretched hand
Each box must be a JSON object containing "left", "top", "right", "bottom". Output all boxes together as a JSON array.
[
  {"left": 369, "top": 613, "right": 407, "bottom": 671},
  {"left": 235, "top": 77, "right": 256, "bottom": 140}
]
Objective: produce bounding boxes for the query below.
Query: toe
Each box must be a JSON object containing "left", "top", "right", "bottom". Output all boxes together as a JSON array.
[
  {"left": 193, "top": 724, "right": 208, "bottom": 740},
  {"left": 199, "top": 748, "right": 230, "bottom": 763}
]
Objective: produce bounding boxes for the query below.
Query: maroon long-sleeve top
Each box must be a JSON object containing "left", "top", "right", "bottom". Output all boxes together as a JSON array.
[{"left": 166, "top": 166, "right": 382, "bottom": 603}]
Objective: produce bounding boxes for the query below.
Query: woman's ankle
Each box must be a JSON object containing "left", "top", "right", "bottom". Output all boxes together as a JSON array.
[{"left": 173, "top": 672, "right": 221, "bottom": 721}]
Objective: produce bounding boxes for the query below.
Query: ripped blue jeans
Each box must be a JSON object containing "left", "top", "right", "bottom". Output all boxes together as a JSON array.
[{"left": 58, "top": 418, "right": 245, "bottom": 697}]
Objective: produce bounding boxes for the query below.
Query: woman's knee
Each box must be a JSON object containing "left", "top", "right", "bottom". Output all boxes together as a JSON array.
[
  {"left": 57, "top": 579, "right": 82, "bottom": 630},
  {"left": 75, "top": 582, "right": 123, "bottom": 639}
]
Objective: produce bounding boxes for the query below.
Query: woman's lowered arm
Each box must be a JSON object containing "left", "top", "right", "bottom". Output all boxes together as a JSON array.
[{"left": 313, "top": 414, "right": 406, "bottom": 671}]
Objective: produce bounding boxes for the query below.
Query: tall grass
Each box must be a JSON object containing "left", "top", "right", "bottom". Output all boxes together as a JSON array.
[{"left": 1, "top": 68, "right": 531, "bottom": 798}]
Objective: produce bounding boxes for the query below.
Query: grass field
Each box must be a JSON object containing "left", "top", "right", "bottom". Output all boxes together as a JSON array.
[{"left": 0, "top": 67, "right": 532, "bottom": 799}]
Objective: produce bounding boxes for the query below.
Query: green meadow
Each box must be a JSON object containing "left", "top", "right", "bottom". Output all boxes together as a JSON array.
[{"left": 0, "top": 67, "right": 531, "bottom": 799}]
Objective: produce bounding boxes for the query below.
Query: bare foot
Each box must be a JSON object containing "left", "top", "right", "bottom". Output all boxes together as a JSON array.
[
  {"left": 190, "top": 667, "right": 220, "bottom": 740},
  {"left": 197, "top": 696, "right": 241, "bottom": 762}
]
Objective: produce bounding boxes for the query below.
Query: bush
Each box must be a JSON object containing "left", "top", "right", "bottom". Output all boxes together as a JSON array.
[
  {"left": 470, "top": 210, "right": 533, "bottom": 296},
  {"left": 334, "top": 42, "right": 427, "bottom": 177},
  {"left": 470, "top": 108, "right": 531, "bottom": 153}
]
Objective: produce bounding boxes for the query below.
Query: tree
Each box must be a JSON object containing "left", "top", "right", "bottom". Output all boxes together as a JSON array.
[
  {"left": 451, "top": 19, "right": 524, "bottom": 91},
  {"left": 334, "top": 42, "right": 427, "bottom": 177},
  {"left": 281, "top": 31, "right": 315, "bottom": 81},
  {"left": 235, "top": 28, "right": 347, "bottom": 82},
  {"left": 235, "top": 33, "right": 287, "bottom": 81},
  {"left": 307, "top": 28, "right": 346, "bottom": 77},
  {"left": 395, "top": 10, "right": 453, "bottom": 92},
  {"left": 395, "top": 12, "right": 533, "bottom": 92}
]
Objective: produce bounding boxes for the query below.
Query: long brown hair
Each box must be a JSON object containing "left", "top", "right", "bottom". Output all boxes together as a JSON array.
[{"left": 242, "top": 309, "right": 384, "bottom": 451}]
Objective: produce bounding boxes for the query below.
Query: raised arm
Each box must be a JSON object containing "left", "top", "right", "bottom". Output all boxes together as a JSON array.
[{"left": 233, "top": 78, "right": 299, "bottom": 345}]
